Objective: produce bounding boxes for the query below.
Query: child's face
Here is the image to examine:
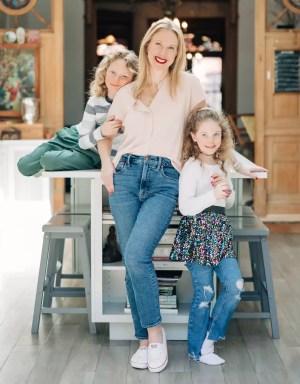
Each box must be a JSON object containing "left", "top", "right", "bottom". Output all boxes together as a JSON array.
[
  {"left": 105, "top": 58, "right": 134, "bottom": 99},
  {"left": 191, "top": 119, "right": 222, "bottom": 156}
]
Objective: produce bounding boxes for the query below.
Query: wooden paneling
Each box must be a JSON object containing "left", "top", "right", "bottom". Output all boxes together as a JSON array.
[{"left": 255, "top": 0, "right": 300, "bottom": 217}]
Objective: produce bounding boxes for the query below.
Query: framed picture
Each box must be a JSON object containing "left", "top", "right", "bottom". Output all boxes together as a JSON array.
[
  {"left": 0, "top": 0, "right": 37, "bottom": 16},
  {"left": 0, "top": 43, "right": 39, "bottom": 117}
]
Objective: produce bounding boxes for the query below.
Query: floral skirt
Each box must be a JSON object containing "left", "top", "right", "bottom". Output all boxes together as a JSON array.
[{"left": 169, "top": 212, "right": 236, "bottom": 266}]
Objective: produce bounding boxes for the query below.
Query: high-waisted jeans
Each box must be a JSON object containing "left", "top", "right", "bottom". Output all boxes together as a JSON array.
[
  {"left": 186, "top": 258, "right": 244, "bottom": 361},
  {"left": 109, "top": 154, "right": 179, "bottom": 339}
]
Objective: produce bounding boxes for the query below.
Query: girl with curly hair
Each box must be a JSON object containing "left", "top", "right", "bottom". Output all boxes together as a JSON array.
[{"left": 170, "top": 107, "right": 244, "bottom": 366}]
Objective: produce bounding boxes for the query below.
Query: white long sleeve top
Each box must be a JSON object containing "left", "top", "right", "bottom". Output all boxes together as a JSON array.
[{"left": 179, "top": 157, "right": 235, "bottom": 216}]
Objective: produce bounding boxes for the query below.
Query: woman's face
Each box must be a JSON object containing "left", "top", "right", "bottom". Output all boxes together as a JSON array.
[{"left": 146, "top": 28, "right": 178, "bottom": 72}]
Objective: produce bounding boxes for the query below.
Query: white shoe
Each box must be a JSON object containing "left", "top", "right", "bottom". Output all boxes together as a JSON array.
[
  {"left": 199, "top": 353, "right": 225, "bottom": 365},
  {"left": 148, "top": 327, "right": 168, "bottom": 373},
  {"left": 130, "top": 346, "right": 148, "bottom": 369}
]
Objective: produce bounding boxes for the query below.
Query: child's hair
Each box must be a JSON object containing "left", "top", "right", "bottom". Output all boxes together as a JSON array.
[
  {"left": 182, "top": 107, "right": 235, "bottom": 173},
  {"left": 89, "top": 50, "right": 139, "bottom": 97}
]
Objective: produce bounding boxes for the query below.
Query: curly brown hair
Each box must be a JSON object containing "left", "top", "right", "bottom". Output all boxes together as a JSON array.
[
  {"left": 182, "top": 107, "right": 235, "bottom": 173},
  {"left": 89, "top": 50, "right": 138, "bottom": 97}
]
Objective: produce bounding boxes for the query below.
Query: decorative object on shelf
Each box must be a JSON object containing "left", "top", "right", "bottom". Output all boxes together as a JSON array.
[
  {"left": 0, "top": 126, "right": 21, "bottom": 140},
  {"left": 16, "top": 27, "right": 25, "bottom": 44},
  {"left": 3, "top": 31, "right": 16, "bottom": 43},
  {"left": 21, "top": 97, "right": 39, "bottom": 124},
  {"left": 0, "top": 43, "right": 39, "bottom": 117},
  {"left": 27, "top": 29, "right": 40, "bottom": 44},
  {"left": 102, "top": 225, "right": 122, "bottom": 263},
  {"left": 0, "top": 0, "right": 37, "bottom": 15}
]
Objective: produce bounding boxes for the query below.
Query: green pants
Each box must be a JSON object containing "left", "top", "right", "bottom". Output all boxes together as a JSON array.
[{"left": 17, "top": 126, "right": 101, "bottom": 176}]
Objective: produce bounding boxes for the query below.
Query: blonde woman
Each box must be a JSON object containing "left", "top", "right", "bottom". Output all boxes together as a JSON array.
[{"left": 98, "top": 19, "right": 264, "bottom": 373}]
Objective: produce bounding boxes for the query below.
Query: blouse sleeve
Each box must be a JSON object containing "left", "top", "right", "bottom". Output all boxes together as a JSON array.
[{"left": 107, "top": 86, "right": 130, "bottom": 121}]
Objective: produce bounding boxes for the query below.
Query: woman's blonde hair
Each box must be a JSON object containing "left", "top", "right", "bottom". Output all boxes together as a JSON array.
[
  {"left": 133, "top": 18, "right": 186, "bottom": 99},
  {"left": 89, "top": 50, "right": 138, "bottom": 97},
  {"left": 182, "top": 107, "right": 235, "bottom": 173}
]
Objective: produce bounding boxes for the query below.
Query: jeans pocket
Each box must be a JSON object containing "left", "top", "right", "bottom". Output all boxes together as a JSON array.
[
  {"left": 114, "top": 161, "right": 127, "bottom": 174},
  {"left": 160, "top": 164, "right": 180, "bottom": 181}
]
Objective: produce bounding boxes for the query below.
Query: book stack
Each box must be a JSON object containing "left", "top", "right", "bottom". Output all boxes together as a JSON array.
[
  {"left": 156, "top": 270, "right": 182, "bottom": 314},
  {"left": 124, "top": 270, "right": 182, "bottom": 314},
  {"left": 152, "top": 228, "right": 177, "bottom": 261}
]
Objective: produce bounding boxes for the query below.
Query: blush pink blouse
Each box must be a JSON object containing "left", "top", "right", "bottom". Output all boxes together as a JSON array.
[{"left": 108, "top": 71, "right": 206, "bottom": 172}]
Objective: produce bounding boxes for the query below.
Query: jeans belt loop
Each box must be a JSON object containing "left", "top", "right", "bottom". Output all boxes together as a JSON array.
[
  {"left": 156, "top": 157, "right": 162, "bottom": 171},
  {"left": 126, "top": 154, "right": 131, "bottom": 166}
]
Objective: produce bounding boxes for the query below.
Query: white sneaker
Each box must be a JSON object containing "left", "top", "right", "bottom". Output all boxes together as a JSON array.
[
  {"left": 199, "top": 353, "right": 225, "bottom": 365},
  {"left": 130, "top": 346, "right": 148, "bottom": 369},
  {"left": 148, "top": 327, "right": 168, "bottom": 373}
]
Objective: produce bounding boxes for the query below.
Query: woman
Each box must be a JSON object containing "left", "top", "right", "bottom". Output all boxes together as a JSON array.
[{"left": 98, "top": 18, "right": 263, "bottom": 373}]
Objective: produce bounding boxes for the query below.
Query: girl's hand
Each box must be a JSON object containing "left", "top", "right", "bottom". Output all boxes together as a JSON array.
[
  {"left": 213, "top": 181, "right": 232, "bottom": 199},
  {"left": 101, "top": 160, "right": 115, "bottom": 195},
  {"left": 101, "top": 115, "right": 122, "bottom": 138},
  {"left": 236, "top": 164, "right": 268, "bottom": 179},
  {"left": 211, "top": 173, "right": 227, "bottom": 186}
]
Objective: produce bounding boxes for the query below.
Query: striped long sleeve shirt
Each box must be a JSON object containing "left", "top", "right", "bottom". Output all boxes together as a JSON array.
[{"left": 77, "top": 96, "right": 111, "bottom": 152}]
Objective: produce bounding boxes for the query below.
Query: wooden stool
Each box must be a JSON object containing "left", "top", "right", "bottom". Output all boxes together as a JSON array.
[{"left": 32, "top": 214, "right": 96, "bottom": 334}]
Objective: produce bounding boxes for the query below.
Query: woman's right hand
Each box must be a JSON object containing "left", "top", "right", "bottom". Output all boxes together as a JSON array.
[{"left": 101, "top": 160, "right": 115, "bottom": 195}]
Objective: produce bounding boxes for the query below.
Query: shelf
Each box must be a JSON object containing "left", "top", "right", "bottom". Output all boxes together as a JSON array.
[
  {"left": 102, "top": 261, "right": 186, "bottom": 271},
  {"left": 102, "top": 302, "right": 190, "bottom": 323}
]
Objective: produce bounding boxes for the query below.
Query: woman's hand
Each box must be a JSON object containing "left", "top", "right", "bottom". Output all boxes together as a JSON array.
[
  {"left": 237, "top": 164, "right": 268, "bottom": 179},
  {"left": 101, "top": 159, "right": 115, "bottom": 195},
  {"left": 101, "top": 115, "right": 123, "bottom": 138}
]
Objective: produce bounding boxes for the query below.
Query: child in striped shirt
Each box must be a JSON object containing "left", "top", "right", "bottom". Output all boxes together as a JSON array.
[{"left": 17, "top": 50, "right": 138, "bottom": 176}]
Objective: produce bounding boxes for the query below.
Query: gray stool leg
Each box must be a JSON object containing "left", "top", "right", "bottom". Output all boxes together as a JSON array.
[
  {"left": 43, "top": 238, "right": 63, "bottom": 308},
  {"left": 249, "top": 242, "right": 263, "bottom": 304},
  {"left": 260, "top": 238, "right": 280, "bottom": 339},
  {"left": 32, "top": 234, "right": 51, "bottom": 333},
  {"left": 55, "top": 239, "right": 65, "bottom": 287},
  {"left": 79, "top": 232, "right": 97, "bottom": 334}
]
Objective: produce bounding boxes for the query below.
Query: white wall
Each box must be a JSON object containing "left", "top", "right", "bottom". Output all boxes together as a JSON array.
[{"left": 237, "top": 0, "right": 255, "bottom": 114}]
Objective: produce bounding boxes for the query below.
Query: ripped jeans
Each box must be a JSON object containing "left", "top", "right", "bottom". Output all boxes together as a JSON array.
[{"left": 186, "top": 258, "right": 243, "bottom": 361}]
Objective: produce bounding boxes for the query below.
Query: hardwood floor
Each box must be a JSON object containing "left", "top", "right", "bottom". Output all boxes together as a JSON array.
[{"left": 0, "top": 201, "right": 300, "bottom": 383}]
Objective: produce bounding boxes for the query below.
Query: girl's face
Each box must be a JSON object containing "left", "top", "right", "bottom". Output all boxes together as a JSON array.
[
  {"left": 191, "top": 119, "right": 222, "bottom": 156},
  {"left": 147, "top": 29, "right": 178, "bottom": 72},
  {"left": 105, "top": 58, "right": 134, "bottom": 99}
]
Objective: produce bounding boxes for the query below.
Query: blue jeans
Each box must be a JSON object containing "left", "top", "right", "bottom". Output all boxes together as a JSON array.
[
  {"left": 109, "top": 154, "right": 179, "bottom": 339},
  {"left": 186, "top": 258, "right": 243, "bottom": 361}
]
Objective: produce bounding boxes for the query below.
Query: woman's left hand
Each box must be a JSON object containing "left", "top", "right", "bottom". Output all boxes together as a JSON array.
[{"left": 238, "top": 164, "right": 268, "bottom": 179}]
